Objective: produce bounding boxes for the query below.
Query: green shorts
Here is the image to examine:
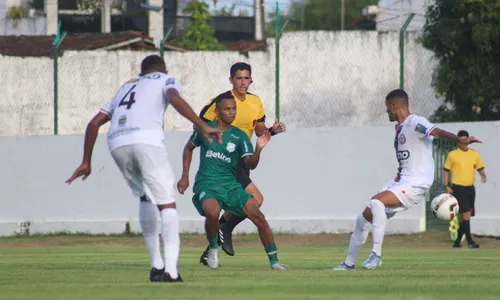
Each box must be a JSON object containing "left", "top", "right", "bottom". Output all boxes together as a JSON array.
[{"left": 192, "top": 183, "right": 252, "bottom": 217}]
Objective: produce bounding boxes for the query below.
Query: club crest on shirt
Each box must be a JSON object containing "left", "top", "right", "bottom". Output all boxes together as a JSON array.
[
  {"left": 415, "top": 123, "right": 427, "bottom": 134},
  {"left": 226, "top": 142, "right": 236, "bottom": 153},
  {"left": 118, "top": 115, "right": 127, "bottom": 126},
  {"left": 398, "top": 133, "right": 406, "bottom": 144}
]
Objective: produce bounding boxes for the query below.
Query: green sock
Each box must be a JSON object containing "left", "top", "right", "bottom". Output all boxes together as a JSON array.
[
  {"left": 265, "top": 243, "right": 279, "bottom": 265},
  {"left": 207, "top": 235, "right": 219, "bottom": 249}
]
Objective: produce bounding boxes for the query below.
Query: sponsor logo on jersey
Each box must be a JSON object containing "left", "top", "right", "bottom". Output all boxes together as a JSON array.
[
  {"left": 226, "top": 142, "right": 236, "bottom": 153},
  {"left": 415, "top": 123, "right": 427, "bottom": 134},
  {"left": 166, "top": 77, "right": 176, "bottom": 86},
  {"left": 243, "top": 141, "right": 249, "bottom": 153},
  {"left": 118, "top": 115, "right": 127, "bottom": 126},
  {"left": 231, "top": 134, "right": 240, "bottom": 139},
  {"left": 397, "top": 150, "right": 410, "bottom": 161},
  {"left": 206, "top": 150, "right": 231, "bottom": 163}
]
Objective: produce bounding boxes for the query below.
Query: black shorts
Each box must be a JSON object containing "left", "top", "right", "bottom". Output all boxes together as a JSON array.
[
  {"left": 235, "top": 161, "right": 252, "bottom": 189},
  {"left": 452, "top": 184, "right": 476, "bottom": 216}
]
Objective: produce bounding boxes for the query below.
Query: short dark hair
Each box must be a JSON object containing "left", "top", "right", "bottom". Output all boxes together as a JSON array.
[
  {"left": 385, "top": 89, "right": 409, "bottom": 103},
  {"left": 215, "top": 91, "right": 235, "bottom": 108},
  {"left": 230, "top": 62, "right": 251, "bottom": 78},
  {"left": 140, "top": 55, "right": 166, "bottom": 75},
  {"left": 457, "top": 130, "right": 469, "bottom": 137}
]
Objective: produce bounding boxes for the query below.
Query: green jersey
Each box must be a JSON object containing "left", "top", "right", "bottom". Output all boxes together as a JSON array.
[{"left": 189, "top": 121, "right": 254, "bottom": 185}]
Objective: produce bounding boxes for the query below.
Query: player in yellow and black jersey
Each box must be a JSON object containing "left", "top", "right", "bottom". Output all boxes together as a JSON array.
[
  {"left": 198, "top": 62, "right": 286, "bottom": 266},
  {"left": 443, "top": 130, "right": 487, "bottom": 248}
]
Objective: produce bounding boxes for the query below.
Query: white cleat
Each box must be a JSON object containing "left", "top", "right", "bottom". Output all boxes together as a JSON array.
[
  {"left": 270, "top": 263, "right": 289, "bottom": 271},
  {"left": 207, "top": 247, "right": 220, "bottom": 269},
  {"left": 332, "top": 262, "right": 355, "bottom": 271},
  {"left": 362, "top": 252, "right": 383, "bottom": 270}
]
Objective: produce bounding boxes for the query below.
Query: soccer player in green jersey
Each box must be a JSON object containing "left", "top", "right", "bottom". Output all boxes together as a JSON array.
[{"left": 177, "top": 91, "right": 288, "bottom": 270}]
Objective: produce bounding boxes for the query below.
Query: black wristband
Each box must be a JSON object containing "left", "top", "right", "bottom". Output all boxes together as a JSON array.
[{"left": 268, "top": 127, "right": 277, "bottom": 136}]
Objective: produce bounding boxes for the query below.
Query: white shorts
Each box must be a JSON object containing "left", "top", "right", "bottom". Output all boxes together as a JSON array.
[
  {"left": 368, "top": 180, "right": 428, "bottom": 218},
  {"left": 110, "top": 144, "right": 176, "bottom": 205}
]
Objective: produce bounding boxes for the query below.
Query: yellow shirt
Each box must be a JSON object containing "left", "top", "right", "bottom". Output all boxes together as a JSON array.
[
  {"left": 444, "top": 148, "right": 485, "bottom": 186},
  {"left": 199, "top": 90, "right": 266, "bottom": 139}
]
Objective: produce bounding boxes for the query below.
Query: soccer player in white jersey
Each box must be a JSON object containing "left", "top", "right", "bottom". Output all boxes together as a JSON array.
[
  {"left": 333, "top": 89, "right": 482, "bottom": 271},
  {"left": 66, "top": 55, "right": 222, "bottom": 282}
]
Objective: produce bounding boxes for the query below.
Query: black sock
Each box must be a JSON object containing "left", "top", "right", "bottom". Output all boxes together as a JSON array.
[
  {"left": 455, "top": 225, "right": 464, "bottom": 244},
  {"left": 461, "top": 220, "right": 473, "bottom": 243},
  {"left": 219, "top": 215, "right": 227, "bottom": 225},
  {"left": 224, "top": 215, "right": 247, "bottom": 233}
]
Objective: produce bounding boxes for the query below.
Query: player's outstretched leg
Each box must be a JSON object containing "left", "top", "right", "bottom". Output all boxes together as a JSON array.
[
  {"left": 138, "top": 196, "right": 166, "bottom": 282},
  {"left": 332, "top": 214, "right": 371, "bottom": 271},
  {"left": 157, "top": 202, "right": 183, "bottom": 282},
  {"left": 242, "top": 197, "right": 288, "bottom": 271},
  {"left": 202, "top": 199, "right": 222, "bottom": 269}
]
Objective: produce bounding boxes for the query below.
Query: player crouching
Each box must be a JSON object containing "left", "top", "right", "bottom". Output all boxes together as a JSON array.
[{"left": 177, "top": 92, "right": 288, "bottom": 271}]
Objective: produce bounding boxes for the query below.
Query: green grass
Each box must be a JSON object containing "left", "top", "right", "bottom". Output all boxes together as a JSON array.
[{"left": 0, "top": 232, "right": 499, "bottom": 300}]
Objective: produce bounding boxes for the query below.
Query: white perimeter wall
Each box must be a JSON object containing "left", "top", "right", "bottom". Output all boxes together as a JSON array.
[{"left": 1, "top": 121, "right": 499, "bottom": 237}]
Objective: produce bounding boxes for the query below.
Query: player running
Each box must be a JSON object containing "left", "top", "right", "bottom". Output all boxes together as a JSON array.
[
  {"left": 177, "top": 91, "right": 288, "bottom": 271},
  {"left": 66, "top": 55, "right": 222, "bottom": 282},
  {"left": 333, "top": 89, "right": 482, "bottom": 271},
  {"left": 198, "top": 62, "right": 286, "bottom": 264}
]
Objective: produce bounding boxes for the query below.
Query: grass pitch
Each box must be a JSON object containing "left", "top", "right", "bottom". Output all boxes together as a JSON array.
[{"left": 1, "top": 231, "right": 499, "bottom": 300}]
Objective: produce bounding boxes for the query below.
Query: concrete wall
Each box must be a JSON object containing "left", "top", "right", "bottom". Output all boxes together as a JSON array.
[
  {"left": 0, "top": 121, "right": 498, "bottom": 237},
  {"left": 0, "top": 31, "right": 439, "bottom": 136}
]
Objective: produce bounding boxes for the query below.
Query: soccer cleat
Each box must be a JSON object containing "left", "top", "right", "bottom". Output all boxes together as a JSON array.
[
  {"left": 163, "top": 273, "right": 184, "bottom": 283},
  {"left": 149, "top": 267, "right": 165, "bottom": 282},
  {"left": 270, "top": 263, "right": 289, "bottom": 271},
  {"left": 362, "top": 252, "right": 383, "bottom": 270},
  {"left": 199, "top": 246, "right": 210, "bottom": 266},
  {"left": 332, "top": 262, "right": 355, "bottom": 271},
  {"left": 219, "top": 223, "right": 235, "bottom": 256},
  {"left": 207, "top": 247, "right": 220, "bottom": 269},
  {"left": 468, "top": 241, "right": 480, "bottom": 249}
]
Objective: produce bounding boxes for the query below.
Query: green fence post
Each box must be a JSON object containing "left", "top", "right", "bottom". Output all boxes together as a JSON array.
[
  {"left": 160, "top": 27, "right": 173, "bottom": 59},
  {"left": 52, "top": 20, "right": 67, "bottom": 135},
  {"left": 399, "top": 13, "right": 415, "bottom": 90},
  {"left": 275, "top": 1, "right": 288, "bottom": 121}
]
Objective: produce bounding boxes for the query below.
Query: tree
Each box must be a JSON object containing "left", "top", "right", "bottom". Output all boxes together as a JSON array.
[
  {"left": 267, "top": 0, "right": 378, "bottom": 35},
  {"left": 422, "top": 0, "right": 500, "bottom": 122},
  {"left": 178, "top": 0, "right": 225, "bottom": 51}
]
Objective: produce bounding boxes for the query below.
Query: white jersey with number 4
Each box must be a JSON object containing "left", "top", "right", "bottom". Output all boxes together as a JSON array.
[
  {"left": 393, "top": 114, "right": 436, "bottom": 188},
  {"left": 100, "top": 72, "right": 181, "bottom": 152}
]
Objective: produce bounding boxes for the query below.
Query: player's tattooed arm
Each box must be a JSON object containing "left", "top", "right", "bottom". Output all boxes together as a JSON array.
[
  {"left": 177, "top": 141, "right": 196, "bottom": 194},
  {"left": 430, "top": 128, "right": 482, "bottom": 145},
  {"left": 66, "top": 112, "right": 109, "bottom": 184}
]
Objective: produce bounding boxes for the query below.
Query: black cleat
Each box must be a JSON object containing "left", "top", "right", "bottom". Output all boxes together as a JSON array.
[
  {"left": 163, "top": 273, "right": 184, "bottom": 283},
  {"left": 199, "top": 246, "right": 209, "bottom": 266},
  {"left": 468, "top": 241, "right": 480, "bottom": 248},
  {"left": 150, "top": 267, "right": 165, "bottom": 282},
  {"left": 219, "top": 223, "right": 235, "bottom": 256},
  {"left": 452, "top": 243, "right": 462, "bottom": 248}
]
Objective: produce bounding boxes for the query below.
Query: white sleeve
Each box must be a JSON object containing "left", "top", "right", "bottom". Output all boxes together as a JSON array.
[
  {"left": 100, "top": 97, "right": 116, "bottom": 118},
  {"left": 162, "top": 76, "right": 182, "bottom": 96},
  {"left": 413, "top": 116, "right": 436, "bottom": 138}
]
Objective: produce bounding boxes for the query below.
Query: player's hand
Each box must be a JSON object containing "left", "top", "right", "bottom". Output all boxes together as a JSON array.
[
  {"left": 465, "top": 136, "right": 482, "bottom": 144},
  {"left": 256, "top": 131, "right": 271, "bottom": 149},
  {"left": 445, "top": 186, "right": 453, "bottom": 194},
  {"left": 271, "top": 120, "right": 286, "bottom": 134},
  {"left": 481, "top": 175, "right": 487, "bottom": 183},
  {"left": 177, "top": 176, "right": 189, "bottom": 195},
  {"left": 201, "top": 124, "right": 223, "bottom": 144},
  {"left": 66, "top": 162, "right": 91, "bottom": 184}
]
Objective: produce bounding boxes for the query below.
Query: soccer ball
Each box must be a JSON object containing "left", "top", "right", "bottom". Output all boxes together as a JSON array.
[{"left": 430, "top": 193, "right": 459, "bottom": 221}]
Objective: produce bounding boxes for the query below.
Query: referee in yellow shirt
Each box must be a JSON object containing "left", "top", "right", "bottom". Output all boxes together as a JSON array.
[
  {"left": 198, "top": 62, "right": 286, "bottom": 265},
  {"left": 443, "top": 130, "right": 486, "bottom": 248}
]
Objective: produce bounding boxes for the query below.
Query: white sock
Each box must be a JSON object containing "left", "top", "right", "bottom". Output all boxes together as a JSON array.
[
  {"left": 345, "top": 214, "right": 371, "bottom": 266},
  {"left": 160, "top": 208, "right": 180, "bottom": 279},
  {"left": 139, "top": 201, "right": 164, "bottom": 270},
  {"left": 370, "top": 199, "right": 387, "bottom": 257}
]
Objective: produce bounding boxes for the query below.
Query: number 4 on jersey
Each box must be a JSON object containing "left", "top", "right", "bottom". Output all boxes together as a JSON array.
[{"left": 119, "top": 85, "right": 137, "bottom": 110}]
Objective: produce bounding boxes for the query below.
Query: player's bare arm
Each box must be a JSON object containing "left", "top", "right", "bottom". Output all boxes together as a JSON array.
[
  {"left": 168, "top": 89, "right": 223, "bottom": 144},
  {"left": 65, "top": 112, "right": 110, "bottom": 184},
  {"left": 254, "top": 120, "right": 287, "bottom": 137},
  {"left": 430, "top": 128, "right": 482, "bottom": 144},
  {"left": 177, "top": 141, "right": 196, "bottom": 194},
  {"left": 243, "top": 132, "right": 271, "bottom": 169}
]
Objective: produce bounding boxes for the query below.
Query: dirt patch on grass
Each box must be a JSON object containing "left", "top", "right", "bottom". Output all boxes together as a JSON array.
[{"left": 1, "top": 230, "right": 499, "bottom": 249}]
